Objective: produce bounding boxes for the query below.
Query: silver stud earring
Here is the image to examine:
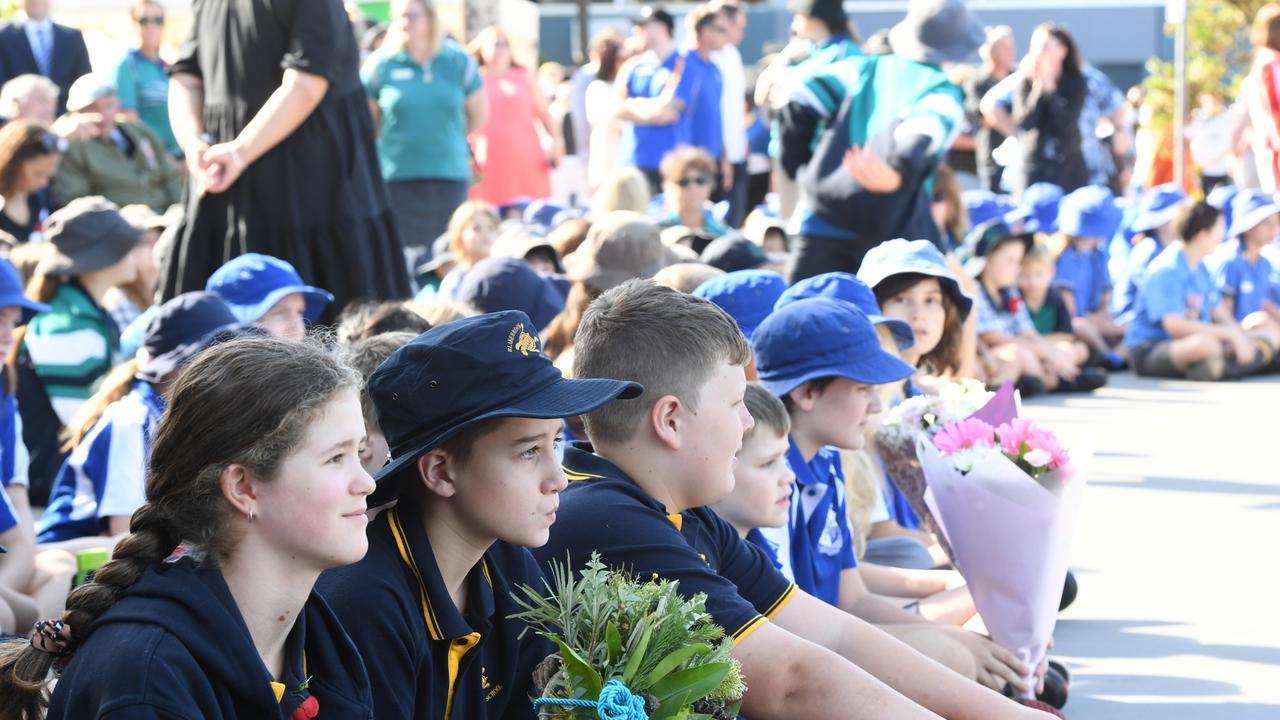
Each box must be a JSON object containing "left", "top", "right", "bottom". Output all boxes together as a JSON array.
[{"left": 247, "top": 510, "right": 255, "bottom": 524}]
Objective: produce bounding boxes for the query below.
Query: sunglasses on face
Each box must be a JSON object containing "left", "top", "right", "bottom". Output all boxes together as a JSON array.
[
  {"left": 677, "top": 175, "right": 712, "bottom": 188},
  {"left": 138, "top": 15, "right": 165, "bottom": 26}
]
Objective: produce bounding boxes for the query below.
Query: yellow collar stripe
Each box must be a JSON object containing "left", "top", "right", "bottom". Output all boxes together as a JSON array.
[{"left": 388, "top": 509, "right": 444, "bottom": 641}]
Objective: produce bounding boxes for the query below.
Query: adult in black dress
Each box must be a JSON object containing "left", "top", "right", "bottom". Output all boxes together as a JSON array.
[
  {"left": 161, "top": 0, "right": 411, "bottom": 315},
  {"left": 1012, "top": 23, "right": 1088, "bottom": 195}
]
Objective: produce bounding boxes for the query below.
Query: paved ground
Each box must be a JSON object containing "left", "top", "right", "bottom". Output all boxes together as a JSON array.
[{"left": 1020, "top": 372, "right": 1280, "bottom": 719}]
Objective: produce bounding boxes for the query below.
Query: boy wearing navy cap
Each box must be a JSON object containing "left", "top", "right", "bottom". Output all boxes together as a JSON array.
[
  {"left": 206, "top": 253, "right": 333, "bottom": 340},
  {"left": 1208, "top": 190, "right": 1280, "bottom": 355},
  {"left": 317, "top": 311, "right": 640, "bottom": 720},
  {"left": 542, "top": 279, "right": 1048, "bottom": 719}
]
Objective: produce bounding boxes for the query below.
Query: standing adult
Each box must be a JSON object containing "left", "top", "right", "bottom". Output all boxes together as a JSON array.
[
  {"left": 679, "top": 6, "right": 727, "bottom": 174},
  {"left": 585, "top": 31, "right": 628, "bottom": 191},
  {"left": 364, "top": 0, "right": 487, "bottom": 255},
  {"left": 113, "top": 0, "right": 180, "bottom": 158},
  {"left": 1245, "top": 3, "right": 1280, "bottom": 194},
  {"left": 967, "top": 25, "right": 1015, "bottom": 192},
  {"left": 467, "top": 26, "right": 559, "bottom": 207},
  {"left": 0, "top": 119, "right": 59, "bottom": 242},
  {"left": 616, "top": 7, "right": 690, "bottom": 194},
  {"left": 162, "top": 0, "right": 411, "bottom": 315},
  {"left": 713, "top": 0, "right": 749, "bottom": 228},
  {"left": 1011, "top": 24, "right": 1088, "bottom": 194},
  {"left": 568, "top": 33, "right": 606, "bottom": 173},
  {"left": 0, "top": 0, "right": 92, "bottom": 116}
]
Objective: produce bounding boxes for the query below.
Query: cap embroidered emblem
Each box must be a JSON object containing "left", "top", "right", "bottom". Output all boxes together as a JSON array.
[{"left": 507, "top": 322, "right": 540, "bottom": 356}]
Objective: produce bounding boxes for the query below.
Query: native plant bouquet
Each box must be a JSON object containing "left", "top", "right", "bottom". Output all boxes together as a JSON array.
[
  {"left": 511, "top": 554, "right": 746, "bottom": 720},
  {"left": 917, "top": 389, "right": 1087, "bottom": 698}
]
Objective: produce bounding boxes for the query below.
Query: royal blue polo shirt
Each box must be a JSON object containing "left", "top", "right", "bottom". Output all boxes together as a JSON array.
[
  {"left": 317, "top": 503, "right": 551, "bottom": 720},
  {"left": 536, "top": 443, "right": 798, "bottom": 644},
  {"left": 0, "top": 393, "right": 28, "bottom": 535},
  {"left": 1209, "top": 243, "right": 1273, "bottom": 321},
  {"left": 678, "top": 51, "right": 724, "bottom": 161},
  {"left": 1055, "top": 244, "right": 1110, "bottom": 316},
  {"left": 750, "top": 438, "right": 857, "bottom": 607},
  {"left": 622, "top": 51, "right": 696, "bottom": 171},
  {"left": 1125, "top": 244, "right": 1221, "bottom": 348},
  {"left": 1114, "top": 236, "right": 1167, "bottom": 321}
]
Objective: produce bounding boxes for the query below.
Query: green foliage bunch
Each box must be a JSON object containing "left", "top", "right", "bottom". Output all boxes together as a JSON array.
[{"left": 511, "top": 554, "right": 747, "bottom": 720}]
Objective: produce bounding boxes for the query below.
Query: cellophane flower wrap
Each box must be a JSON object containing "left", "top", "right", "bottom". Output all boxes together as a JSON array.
[
  {"left": 510, "top": 553, "right": 746, "bottom": 719},
  {"left": 876, "top": 379, "right": 994, "bottom": 558},
  {"left": 916, "top": 385, "right": 1088, "bottom": 698}
]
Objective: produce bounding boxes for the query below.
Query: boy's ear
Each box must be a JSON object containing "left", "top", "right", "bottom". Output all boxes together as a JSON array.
[
  {"left": 786, "top": 383, "right": 818, "bottom": 413},
  {"left": 648, "top": 394, "right": 685, "bottom": 451},
  {"left": 418, "top": 451, "right": 458, "bottom": 500}
]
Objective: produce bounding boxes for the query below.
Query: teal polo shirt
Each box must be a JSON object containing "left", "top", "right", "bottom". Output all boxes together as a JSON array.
[
  {"left": 113, "top": 49, "right": 179, "bottom": 156},
  {"left": 363, "top": 40, "right": 482, "bottom": 183}
]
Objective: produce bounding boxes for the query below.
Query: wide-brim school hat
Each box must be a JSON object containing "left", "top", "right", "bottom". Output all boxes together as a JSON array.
[
  {"left": 774, "top": 272, "right": 915, "bottom": 351},
  {"left": 692, "top": 269, "right": 787, "bottom": 341},
  {"left": 564, "top": 211, "right": 670, "bottom": 291},
  {"left": 1129, "top": 183, "right": 1186, "bottom": 234},
  {"left": 135, "top": 292, "right": 265, "bottom": 383},
  {"left": 0, "top": 258, "right": 47, "bottom": 324},
  {"left": 961, "top": 219, "right": 1034, "bottom": 277},
  {"left": 752, "top": 297, "right": 916, "bottom": 399},
  {"left": 36, "top": 196, "right": 142, "bottom": 277},
  {"left": 1227, "top": 189, "right": 1280, "bottom": 239},
  {"left": 857, "top": 238, "right": 974, "bottom": 322},
  {"left": 1058, "top": 185, "right": 1123, "bottom": 239},
  {"left": 205, "top": 252, "right": 333, "bottom": 324},
  {"left": 888, "top": 0, "right": 985, "bottom": 65},
  {"left": 1010, "top": 182, "right": 1064, "bottom": 234},
  {"left": 367, "top": 310, "right": 642, "bottom": 502},
  {"left": 963, "top": 189, "right": 1016, "bottom": 229}
]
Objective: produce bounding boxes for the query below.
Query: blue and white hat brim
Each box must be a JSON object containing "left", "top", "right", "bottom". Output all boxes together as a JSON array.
[
  {"left": 228, "top": 284, "right": 334, "bottom": 325},
  {"left": 757, "top": 346, "right": 916, "bottom": 398},
  {"left": 1227, "top": 203, "right": 1280, "bottom": 239},
  {"left": 869, "top": 314, "right": 916, "bottom": 351},
  {"left": 1131, "top": 205, "right": 1181, "bottom": 234}
]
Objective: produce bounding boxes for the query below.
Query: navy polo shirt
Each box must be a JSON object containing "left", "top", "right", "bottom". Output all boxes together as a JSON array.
[
  {"left": 536, "top": 443, "right": 798, "bottom": 644},
  {"left": 1125, "top": 244, "right": 1221, "bottom": 348},
  {"left": 316, "top": 503, "right": 551, "bottom": 720},
  {"left": 751, "top": 438, "right": 857, "bottom": 608}
]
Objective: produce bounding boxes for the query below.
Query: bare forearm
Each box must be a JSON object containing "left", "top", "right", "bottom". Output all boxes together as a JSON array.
[
  {"left": 232, "top": 69, "right": 329, "bottom": 165},
  {"left": 0, "top": 527, "right": 34, "bottom": 591},
  {"left": 168, "top": 72, "right": 205, "bottom": 152},
  {"left": 850, "top": 591, "right": 933, "bottom": 624},
  {"left": 861, "top": 563, "right": 954, "bottom": 598}
]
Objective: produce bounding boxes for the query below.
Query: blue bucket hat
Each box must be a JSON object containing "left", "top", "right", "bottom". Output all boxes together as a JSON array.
[
  {"left": 456, "top": 257, "right": 566, "bottom": 330},
  {"left": 205, "top": 253, "right": 334, "bottom": 325},
  {"left": 692, "top": 269, "right": 786, "bottom": 340},
  {"left": 775, "top": 272, "right": 915, "bottom": 351},
  {"left": 963, "top": 189, "right": 1016, "bottom": 228},
  {"left": 1129, "top": 184, "right": 1186, "bottom": 234},
  {"left": 367, "top": 310, "right": 643, "bottom": 498},
  {"left": 1007, "top": 182, "right": 1064, "bottom": 233},
  {"left": 136, "top": 292, "right": 262, "bottom": 383},
  {"left": 1058, "top": 185, "right": 1123, "bottom": 239},
  {"left": 857, "top": 238, "right": 974, "bottom": 321},
  {"left": 752, "top": 297, "right": 916, "bottom": 398},
  {"left": 0, "top": 258, "right": 48, "bottom": 323},
  {"left": 1227, "top": 189, "right": 1280, "bottom": 240},
  {"left": 1206, "top": 184, "right": 1238, "bottom": 235}
]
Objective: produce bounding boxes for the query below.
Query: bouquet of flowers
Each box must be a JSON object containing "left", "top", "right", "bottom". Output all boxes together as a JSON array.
[
  {"left": 511, "top": 554, "right": 746, "bottom": 719},
  {"left": 876, "top": 379, "right": 995, "bottom": 557},
  {"left": 917, "top": 390, "right": 1087, "bottom": 698}
]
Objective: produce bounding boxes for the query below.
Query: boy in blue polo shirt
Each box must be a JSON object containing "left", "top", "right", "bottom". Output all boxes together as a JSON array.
[
  {"left": 1054, "top": 185, "right": 1127, "bottom": 365},
  {"left": 1126, "top": 202, "right": 1268, "bottom": 380},
  {"left": 317, "top": 311, "right": 641, "bottom": 720},
  {"left": 541, "top": 279, "right": 1047, "bottom": 719},
  {"left": 1113, "top": 184, "right": 1186, "bottom": 321},
  {"left": 1208, "top": 190, "right": 1280, "bottom": 355}
]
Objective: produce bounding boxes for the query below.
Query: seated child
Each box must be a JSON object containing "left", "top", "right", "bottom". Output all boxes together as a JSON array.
[
  {"left": 966, "top": 220, "right": 1106, "bottom": 395},
  {"left": 1207, "top": 190, "right": 1280, "bottom": 357},
  {"left": 1021, "top": 242, "right": 1091, "bottom": 362},
  {"left": 37, "top": 293, "right": 254, "bottom": 543},
  {"left": 342, "top": 331, "right": 416, "bottom": 478},
  {"left": 1126, "top": 201, "right": 1271, "bottom": 380},
  {"left": 317, "top": 311, "right": 640, "bottom": 720},
  {"left": 711, "top": 384, "right": 796, "bottom": 541},
  {"left": 206, "top": 253, "right": 333, "bottom": 340},
  {"left": 437, "top": 201, "right": 502, "bottom": 300},
  {"left": 539, "top": 279, "right": 1048, "bottom": 719},
  {"left": 1052, "top": 186, "right": 1127, "bottom": 366},
  {"left": 1113, "top": 184, "right": 1186, "bottom": 321}
]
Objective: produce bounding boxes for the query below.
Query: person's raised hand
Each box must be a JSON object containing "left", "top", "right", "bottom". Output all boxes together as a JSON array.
[
  {"left": 52, "top": 112, "right": 102, "bottom": 142},
  {"left": 843, "top": 146, "right": 902, "bottom": 193}
]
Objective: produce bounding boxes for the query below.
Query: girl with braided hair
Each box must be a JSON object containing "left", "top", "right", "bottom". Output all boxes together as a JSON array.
[{"left": 0, "top": 336, "right": 377, "bottom": 720}]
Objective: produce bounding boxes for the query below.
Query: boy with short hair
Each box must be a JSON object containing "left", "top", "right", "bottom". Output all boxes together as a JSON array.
[
  {"left": 541, "top": 279, "right": 1049, "bottom": 719},
  {"left": 1208, "top": 190, "right": 1280, "bottom": 353},
  {"left": 711, "top": 383, "right": 795, "bottom": 538},
  {"left": 343, "top": 331, "right": 416, "bottom": 477}
]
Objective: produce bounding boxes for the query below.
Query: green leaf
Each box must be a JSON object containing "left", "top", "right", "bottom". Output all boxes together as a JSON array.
[
  {"left": 552, "top": 637, "right": 603, "bottom": 700},
  {"left": 651, "top": 662, "right": 731, "bottom": 703},
  {"left": 621, "top": 623, "right": 652, "bottom": 687},
  {"left": 643, "top": 643, "right": 711, "bottom": 687},
  {"left": 605, "top": 621, "right": 623, "bottom": 665},
  {"left": 650, "top": 690, "right": 692, "bottom": 720}
]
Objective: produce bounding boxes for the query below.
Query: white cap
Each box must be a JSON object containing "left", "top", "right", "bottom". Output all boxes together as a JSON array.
[{"left": 65, "top": 73, "right": 116, "bottom": 113}]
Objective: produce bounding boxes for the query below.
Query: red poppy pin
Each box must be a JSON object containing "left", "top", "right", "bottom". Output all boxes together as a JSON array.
[
  {"left": 1008, "top": 295, "right": 1022, "bottom": 314},
  {"left": 290, "top": 695, "right": 319, "bottom": 720}
]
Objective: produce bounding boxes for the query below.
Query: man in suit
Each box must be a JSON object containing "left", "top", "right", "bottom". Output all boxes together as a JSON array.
[{"left": 0, "top": 0, "right": 92, "bottom": 115}]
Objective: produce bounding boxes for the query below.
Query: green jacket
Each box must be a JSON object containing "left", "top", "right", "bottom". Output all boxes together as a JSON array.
[{"left": 52, "top": 119, "right": 182, "bottom": 213}]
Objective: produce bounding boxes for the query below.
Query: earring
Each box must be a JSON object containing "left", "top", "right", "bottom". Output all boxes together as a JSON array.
[{"left": 247, "top": 510, "right": 255, "bottom": 524}]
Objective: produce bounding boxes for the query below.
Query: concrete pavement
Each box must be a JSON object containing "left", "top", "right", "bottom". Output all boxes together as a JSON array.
[{"left": 1021, "top": 373, "right": 1280, "bottom": 719}]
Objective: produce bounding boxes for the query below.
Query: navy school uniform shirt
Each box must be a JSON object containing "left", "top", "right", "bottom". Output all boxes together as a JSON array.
[
  {"left": 316, "top": 501, "right": 551, "bottom": 720},
  {"left": 47, "top": 557, "right": 373, "bottom": 719},
  {"left": 1027, "top": 289, "right": 1074, "bottom": 336},
  {"left": 750, "top": 438, "right": 857, "bottom": 607},
  {"left": 1209, "top": 242, "right": 1273, "bottom": 321},
  {"left": 537, "top": 442, "right": 798, "bottom": 644},
  {"left": 1125, "top": 243, "right": 1221, "bottom": 348}
]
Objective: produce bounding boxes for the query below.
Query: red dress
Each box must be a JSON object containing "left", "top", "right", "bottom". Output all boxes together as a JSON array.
[
  {"left": 469, "top": 66, "right": 550, "bottom": 205},
  {"left": 1245, "top": 49, "right": 1280, "bottom": 194}
]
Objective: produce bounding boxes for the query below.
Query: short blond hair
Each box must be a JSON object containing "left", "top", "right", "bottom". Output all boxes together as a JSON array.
[{"left": 591, "top": 167, "right": 652, "bottom": 216}]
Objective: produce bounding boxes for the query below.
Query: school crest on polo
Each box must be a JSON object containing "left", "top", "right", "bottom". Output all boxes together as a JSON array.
[{"left": 507, "top": 322, "right": 540, "bottom": 356}]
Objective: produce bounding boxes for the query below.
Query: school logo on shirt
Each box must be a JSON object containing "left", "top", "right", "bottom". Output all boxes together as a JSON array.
[
  {"left": 1185, "top": 293, "right": 1203, "bottom": 318},
  {"left": 818, "top": 509, "right": 844, "bottom": 557},
  {"left": 481, "top": 667, "right": 504, "bottom": 702},
  {"left": 1242, "top": 280, "right": 1255, "bottom": 295},
  {"left": 506, "top": 322, "right": 540, "bottom": 356}
]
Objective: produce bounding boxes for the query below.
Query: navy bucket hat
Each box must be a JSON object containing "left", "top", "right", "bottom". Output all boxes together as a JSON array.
[
  {"left": 136, "top": 292, "right": 261, "bottom": 383},
  {"left": 752, "top": 297, "right": 916, "bottom": 398},
  {"left": 456, "top": 257, "right": 566, "bottom": 330},
  {"left": 775, "top": 272, "right": 915, "bottom": 351},
  {"left": 857, "top": 238, "right": 974, "bottom": 321},
  {"left": 368, "top": 310, "right": 643, "bottom": 501}
]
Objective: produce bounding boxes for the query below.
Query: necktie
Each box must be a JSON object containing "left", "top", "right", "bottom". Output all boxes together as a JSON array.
[{"left": 32, "top": 25, "right": 50, "bottom": 76}]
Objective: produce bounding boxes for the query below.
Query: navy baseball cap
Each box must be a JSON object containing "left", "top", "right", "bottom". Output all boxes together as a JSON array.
[
  {"left": 206, "top": 253, "right": 334, "bottom": 324},
  {"left": 752, "top": 297, "right": 916, "bottom": 398},
  {"left": 699, "top": 233, "right": 768, "bottom": 273},
  {"left": 1129, "top": 183, "right": 1185, "bottom": 234},
  {"left": 857, "top": 238, "right": 974, "bottom": 322},
  {"left": 367, "top": 310, "right": 642, "bottom": 499},
  {"left": 1227, "top": 189, "right": 1279, "bottom": 239},
  {"left": 1058, "top": 185, "right": 1123, "bottom": 240},
  {"left": 692, "top": 269, "right": 786, "bottom": 340},
  {"left": 963, "top": 189, "right": 1016, "bottom": 228},
  {"left": 1007, "top": 182, "right": 1064, "bottom": 233},
  {"left": 136, "top": 292, "right": 261, "bottom": 383},
  {"left": 775, "top": 272, "right": 915, "bottom": 351},
  {"left": 456, "top": 257, "right": 566, "bottom": 330},
  {"left": 0, "top": 257, "right": 48, "bottom": 324}
]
